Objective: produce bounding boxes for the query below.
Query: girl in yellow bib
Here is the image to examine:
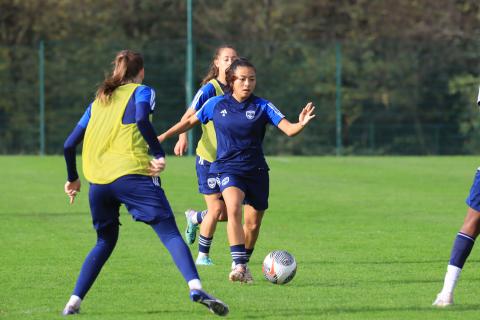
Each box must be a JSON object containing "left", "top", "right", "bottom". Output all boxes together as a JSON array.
[
  {"left": 61, "top": 50, "right": 228, "bottom": 316},
  {"left": 173, "top": 45, "right": 237, "bottom": 265}
]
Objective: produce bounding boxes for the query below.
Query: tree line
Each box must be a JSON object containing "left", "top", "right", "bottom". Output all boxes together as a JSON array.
[{"left": 1, "top": 0, "right": 479, "bottom": 154}]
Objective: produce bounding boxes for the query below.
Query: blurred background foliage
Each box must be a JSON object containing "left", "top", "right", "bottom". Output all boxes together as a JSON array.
[{"left": 1, "top": 0, "right": 479, "bottom": 155}]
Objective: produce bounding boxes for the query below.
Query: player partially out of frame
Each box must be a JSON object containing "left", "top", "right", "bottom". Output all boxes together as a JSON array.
[
  {"left": 61, "top": 50, "right": 228, "bottom": 316},
  {"left": 433, "top": 90, "right": 480, "bottom": 307},
  {"left": 158, "top": 58, "right": 315, "bottom": 283},
  {"left": 174, "top": 45, "right": 237, "bottom": 266}
]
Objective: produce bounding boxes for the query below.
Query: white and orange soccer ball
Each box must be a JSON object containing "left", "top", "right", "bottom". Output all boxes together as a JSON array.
[{"left": 262, "top": 250, "right": 297, "bottom": 284}]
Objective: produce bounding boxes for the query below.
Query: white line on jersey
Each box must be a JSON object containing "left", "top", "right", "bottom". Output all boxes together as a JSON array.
[
  {"left": 267, "top": 102, "right": 284, "bottom": 117},
  {"left": 190, "top": 90, "right": 204, "bottom": 109},
  {"left": 150, "top": 88, "right": 156, "bottom": 111}
]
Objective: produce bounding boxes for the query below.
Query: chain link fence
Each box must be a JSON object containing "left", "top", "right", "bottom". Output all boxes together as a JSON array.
[{"left": 1, "top": 39, "right": 479, "bottom": 155}]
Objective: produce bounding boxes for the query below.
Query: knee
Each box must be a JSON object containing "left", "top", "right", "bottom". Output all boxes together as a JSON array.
[
  {"left": 244, "top": 221, "right": 261, "bottom": 233},
  {"left": 461, "top": 208, "right": 480, "bottom": 237},
  {"left": 97, "top": 225, "right": 119, "bottom": 249},
  {"left": 208, "top": 204, "right": 223, "bottom": 219}
]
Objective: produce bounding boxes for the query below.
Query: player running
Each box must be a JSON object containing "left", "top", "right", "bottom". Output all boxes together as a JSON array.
[
  {"left": 159, "top": 57, "right": 315, "bottom": 283},
  {"left": 173, "top": 45, "right": 237, "bottom": 266},
  {"left": 433, "top": 89, "right": 480, "bottom": 307},
  {"left": 61, "top": 50, "right": 228, "bottom": 316}
]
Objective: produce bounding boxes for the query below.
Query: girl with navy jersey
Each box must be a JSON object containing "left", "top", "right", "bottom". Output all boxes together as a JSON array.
[
  {"left": 433, "top": 93, "right": 480, "bottom": 307},
  {"left": 173, "top": 46, "right": 237, "bottom": 266},
  {"left": 159, "top": 58, "right": 315, "bottom": 283},
  {"left": 61, "top": 50, "right": 228, "bottom": 316}
]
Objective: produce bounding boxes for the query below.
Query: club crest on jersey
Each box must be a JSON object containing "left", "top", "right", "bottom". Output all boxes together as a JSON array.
[
  {"left": 207, "top": 178, "right": 217, "bottom": 189},
  {"left": 220, "top": 109, "right": 227, "bottom": 117},
  {"left": 221, "top": 177, "right": 230, "bottom": 186},
  {"left": 246, "top": 110, "right": 255, "bottom": 120}
]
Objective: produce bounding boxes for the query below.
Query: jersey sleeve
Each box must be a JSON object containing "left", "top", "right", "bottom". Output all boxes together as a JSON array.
[
  {"left": 135, "top": 85, "right": 156, "bottom": 112},
  {"left": 263, "top": 100, "right": 285, "bottom": 126},
  {"left": 189, "top": 83, "right": 216, "bottom": 111},
  {"left": 196, "top": 96, "right": 218, "bottom": 124},
  {"left": 77, "top": 104, "right": 92, "bottom": 128}
]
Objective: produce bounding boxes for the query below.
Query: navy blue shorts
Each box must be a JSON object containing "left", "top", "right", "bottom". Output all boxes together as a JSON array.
[
  {"left": 217, "top": 170, "right": 269, "bottom": 211},
  {"left": 88, "top": 175, "right": 174, "bottom": 230},
  {"left": 195, "top": 156, "right": 220, "bottom": 195},
  {"left": 466, "top": 169, "right": 480, "bottom": 212}
]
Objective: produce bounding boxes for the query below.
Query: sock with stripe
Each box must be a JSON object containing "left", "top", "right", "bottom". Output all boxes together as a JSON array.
[
  {"left": 193, "top": 210, "right": 208, "bottom": 225},
  {"left": 440, "top": 232, "right": 476, "bottom": 295},
  {"left": 230, "top": 244, "right": 247, "bottom": 265},
  {"left": 198, "top": 234, "right": 213, "bottom": 254},
  {"left": 246, "top": 248, "right": 254, "bottom": 262}
]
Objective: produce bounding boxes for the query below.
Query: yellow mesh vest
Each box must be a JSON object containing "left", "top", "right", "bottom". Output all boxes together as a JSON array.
[
  {"left": 82, "top": 83, "right": 151, "bottom": 184},
  {"left": 195, "top": 79, "right": 224, "bottom": 162}
]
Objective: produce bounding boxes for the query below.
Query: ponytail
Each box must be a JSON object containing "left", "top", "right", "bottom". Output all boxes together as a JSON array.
[{"left": 96, "top": 50, "right": 144, "bottom": 104}]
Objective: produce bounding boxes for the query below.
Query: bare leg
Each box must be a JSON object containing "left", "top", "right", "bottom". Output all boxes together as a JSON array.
[
  {"left": 460, "top": 207, "right": 480, "bottom": 237},
  {"left": 243, "top": 204, "right": 264, "bottom": 251},
  {"left": 222, "top": 186, "right": 245, "bottom": 246},
  {"left": 434, "top": 207, "right": 480, "bottom": 307},
  {"left": 199, "top": 193, "right": 226, "bottom": 238}
]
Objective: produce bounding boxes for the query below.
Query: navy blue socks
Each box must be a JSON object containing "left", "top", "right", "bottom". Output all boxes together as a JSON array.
[
  {"left": 73, "top": 223, "right": 119, "bottom": 298},
  {"left": 449, "top": 232, "right": 475, "bottom": 268}
]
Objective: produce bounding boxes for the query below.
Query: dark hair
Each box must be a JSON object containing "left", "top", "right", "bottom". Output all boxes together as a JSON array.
[
  {"left": 225, "top": 57, "right": 256, "bottom": 91},
  {"left": 96, "top": 50, "right": 144, "bottom": 104},
  {"left": 201, "top": 45, "right": 237, "bottom": 85}
]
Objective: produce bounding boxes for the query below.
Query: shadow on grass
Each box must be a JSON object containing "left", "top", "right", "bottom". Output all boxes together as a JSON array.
[
  {"left": 302, "top": 259, "right": 480, "bottom": 265},
  {"left": 242, "top": 303, "right": 480, "bottom": 318}
]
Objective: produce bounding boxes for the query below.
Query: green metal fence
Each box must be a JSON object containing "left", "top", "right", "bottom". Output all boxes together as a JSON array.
[{"left": 1, "top": 39, "right": 479, "bottom": 155}]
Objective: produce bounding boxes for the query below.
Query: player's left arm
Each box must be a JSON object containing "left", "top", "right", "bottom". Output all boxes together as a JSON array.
[
  {"left": 265, "top": 100, "right": 315, "bottom": 137},
  {"left": 277, "top": 102, "right": 316, "bottom": 137},
  {"left": 135, "top": 86, "right": 167, "bottom": 176}
]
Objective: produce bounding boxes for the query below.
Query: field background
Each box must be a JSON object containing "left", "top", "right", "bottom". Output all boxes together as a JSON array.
[{"left": 1, "top": 156, "right": 480, "bottom": 319}]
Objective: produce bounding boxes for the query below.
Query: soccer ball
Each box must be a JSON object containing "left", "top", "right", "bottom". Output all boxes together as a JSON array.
[{"left": 262, "top": 250, "right": 297, "bottom": 284}]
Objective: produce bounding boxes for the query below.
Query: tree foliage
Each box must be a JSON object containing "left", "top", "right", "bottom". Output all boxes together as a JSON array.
[{"left": 0, "top": 0, "right": 479, "bottom": 154}]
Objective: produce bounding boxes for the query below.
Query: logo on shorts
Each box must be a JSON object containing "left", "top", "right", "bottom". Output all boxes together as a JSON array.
[
  {"left": 246, "top": 110, "right": 255, "bottom": 120},
  {"left": 221, "top": 177, "right": 230, "bottom": 186},
  {"left": 207, "top": 178, "right": 217, "bottom": 189}
]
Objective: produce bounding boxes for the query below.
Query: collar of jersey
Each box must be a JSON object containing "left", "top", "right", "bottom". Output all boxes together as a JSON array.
[{"left": 226, "top": 93, "right": 256, "bottom": 108}]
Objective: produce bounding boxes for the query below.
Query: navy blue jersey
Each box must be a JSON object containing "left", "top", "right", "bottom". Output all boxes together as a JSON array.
[
  {"left": 189, "top": 81, "right": 226, "bottom": 111},
  {"left": 196, "top": 93, "right": 285, "bottom": 174}
]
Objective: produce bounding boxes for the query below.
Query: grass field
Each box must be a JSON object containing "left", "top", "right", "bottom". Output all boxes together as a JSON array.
[{"left": 2, "top": 156, "right": 480, "bottom": 319}]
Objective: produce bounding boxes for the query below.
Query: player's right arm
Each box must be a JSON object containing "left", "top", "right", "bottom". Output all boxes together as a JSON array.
[
  {"left": 174, "top": 83, "right": 217, "bottom": 156},
  {"left": 174, "top": 108, "right": 196, "bottom": 156},
  {"left": 158, "top": 95, "right": 218, "bottom": 143},
  {"left": 63, "top": 104, "right": 91, "bottom": 204}
]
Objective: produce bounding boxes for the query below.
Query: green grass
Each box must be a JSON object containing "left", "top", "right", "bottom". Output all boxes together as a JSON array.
[{"left": 1, "top": 156, "right": 480, "bottom": 319}]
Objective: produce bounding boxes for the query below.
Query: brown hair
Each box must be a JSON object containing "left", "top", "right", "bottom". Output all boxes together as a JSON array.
[
  {"left": 96, "top": 50, "right": 144, "bottom": 104},
  {"left": 225, "top": 57, "right": 256, "bottom": 92},
  {"left": 200, "top": 45, "right": 237, "bottom": 86}
]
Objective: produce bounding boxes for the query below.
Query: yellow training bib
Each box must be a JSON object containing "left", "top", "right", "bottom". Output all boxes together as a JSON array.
[
  {"left": 82, "top": 83, "right": 151, "bottom": 184},
  {"left": 195, "top": 79, "right": 223, "bottom": 162}
]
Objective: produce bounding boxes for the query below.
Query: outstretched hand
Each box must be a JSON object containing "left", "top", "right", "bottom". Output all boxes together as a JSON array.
[
  {"left": 65, "top": 179, "right": 81, "bottom": 205},
  {"left": 149, "top": 157, "right": 166, "bottom": 176},
  {"left": 299, "top": 102, "right": 316, "bottom": 126}
]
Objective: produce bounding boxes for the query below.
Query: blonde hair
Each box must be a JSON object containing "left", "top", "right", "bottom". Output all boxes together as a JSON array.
[
  {"left": 201, "top": 45, "right": 236, "bottom": 86},
  {"left": 96, "top": 50, "right": 144, "bottom": 104}
]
